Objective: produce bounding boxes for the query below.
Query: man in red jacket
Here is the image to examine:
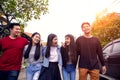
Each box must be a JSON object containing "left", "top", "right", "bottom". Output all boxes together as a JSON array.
[{"left": 0, "top": 23, "right": 28, "bottom": 80}]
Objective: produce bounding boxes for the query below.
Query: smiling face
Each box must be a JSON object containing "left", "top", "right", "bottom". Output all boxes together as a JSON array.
[
  {"left": 82, "top": 23, "right": 92, "bottom": 35},
  {"left": 10, "top": 25, "right": 21, "bottom": 37},
  {"left": 32, "top": 34, "right": 40, "bottom": 45},
  {"left": 65, "top": 36, "right": 71, "bottom": 46}
]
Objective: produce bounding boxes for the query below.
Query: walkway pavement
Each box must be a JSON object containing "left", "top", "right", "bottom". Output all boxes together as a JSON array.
[{"left": 18, "top": 68, "right": 80, "bottom": 80}]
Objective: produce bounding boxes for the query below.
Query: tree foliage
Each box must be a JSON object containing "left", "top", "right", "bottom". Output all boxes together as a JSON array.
[
  {"left": 0, "top": 0, "right": 48, "bottom": 37},
  {"left": 0, "top": 0, "right": 48, "bottom": 23},
  {"left": 92, "top": 12, "right": 120, "bottom": 47}
]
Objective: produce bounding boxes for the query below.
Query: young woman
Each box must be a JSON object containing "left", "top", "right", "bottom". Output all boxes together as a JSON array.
[
  {"left": 23, "top": 32, "right": 43, "bottom": 80},
  {"left": 61, "top": 34, "right": 78, "bottom": 80},
  {"left": 38, "top": 33, "right": 62, "bottom": 80}
]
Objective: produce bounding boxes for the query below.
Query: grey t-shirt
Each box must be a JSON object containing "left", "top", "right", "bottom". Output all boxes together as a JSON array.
[{"left": 23, "top": 45, "right": 43, "bottom": 64}]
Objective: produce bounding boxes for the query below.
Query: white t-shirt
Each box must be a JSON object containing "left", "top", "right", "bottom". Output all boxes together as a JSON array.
[{"left": 49, "top": 47, "right": 58, "bottom": 62}]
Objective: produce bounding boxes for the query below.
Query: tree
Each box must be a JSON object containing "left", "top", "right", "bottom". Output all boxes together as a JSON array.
[
  {"left": 0, "top": 0, "right": 48, "bottom": 37},
  {"left": 92, "top": 12, "right": 120, "bottom": 47}
]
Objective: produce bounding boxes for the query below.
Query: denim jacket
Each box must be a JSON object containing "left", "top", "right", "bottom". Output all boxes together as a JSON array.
[{"left": 42, "top": 46, "right": 62, "bottom": 67}]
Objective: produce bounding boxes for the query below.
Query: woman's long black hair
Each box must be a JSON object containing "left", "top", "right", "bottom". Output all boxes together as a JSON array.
[
  {"left": 24, "top": 32, "right": 41, "bottom": 61},
  {"left": 45, "top": 33, "right": 57, "bottom": 58},
  {"left": 65, "top": 34, "right": 77, "bottom": 64}
]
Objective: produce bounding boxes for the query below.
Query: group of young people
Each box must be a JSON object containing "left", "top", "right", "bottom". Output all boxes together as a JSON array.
[{"left": 0, "top": 22, "right": 106, "bottom": 80}]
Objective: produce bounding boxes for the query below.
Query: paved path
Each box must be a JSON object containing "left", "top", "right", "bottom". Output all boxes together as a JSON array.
[
  {"left": 18, "top": 68, "right": 79, "bottom": 80},
  {"left": 18, "top": 68, "right": 26, "bottom": 80}
]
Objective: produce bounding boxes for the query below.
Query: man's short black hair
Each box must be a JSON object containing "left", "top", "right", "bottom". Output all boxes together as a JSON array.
[{"left": 9, "top": 23, "right": 20, "bottom": 29}]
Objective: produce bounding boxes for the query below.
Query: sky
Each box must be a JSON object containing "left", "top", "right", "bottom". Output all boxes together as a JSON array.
[{"left": 25, "top": 0, "right": 120, "bottom": 44}]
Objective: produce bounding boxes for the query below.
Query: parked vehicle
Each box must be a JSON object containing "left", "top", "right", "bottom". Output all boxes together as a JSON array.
[{"left": 100, "top": 38, "right": 120, "bottom": 80}]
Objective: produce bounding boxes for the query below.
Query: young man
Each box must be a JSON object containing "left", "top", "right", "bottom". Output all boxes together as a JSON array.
[
  {"left": 76, "top": 22, "right": 107, "bottom": 80},
  {"left": 0, "top": 23, "right": 28, "bottom": 80}
]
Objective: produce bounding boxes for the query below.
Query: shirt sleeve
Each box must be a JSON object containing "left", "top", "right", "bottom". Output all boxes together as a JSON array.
[
  {"left": 96, "top": 38, "right": 105, "bottom": 66},
  {"left": 0, "top": 39, "right": 2, "bottom": 50},
  {"left": 25, "top": 38, "right": 29, "bottom": 45},
  {"left": 76, "top": 38, "right": 80, "bottom": 56}
]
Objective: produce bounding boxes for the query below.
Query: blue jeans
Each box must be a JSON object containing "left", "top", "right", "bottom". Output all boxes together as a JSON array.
[
  {"left": 62, "top": 64, "right": 76, "bottom": 80},
  {"left": 0, "top": 70, "right": 20, "bottom": 80},
  {"left": 26, "top": 63, "right": 42, "bottom": 80}
]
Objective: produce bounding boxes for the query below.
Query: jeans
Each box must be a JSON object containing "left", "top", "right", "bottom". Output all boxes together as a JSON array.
[
  {"left": 26, "top": 63, "right": 42, "bottom": 80},
  {"left": 79, "top": 68, "right": 99, "bottom": 80},
  {"left": 62, "top": 64, "right": 76, "bottom": 80},
  {"left": 0, "top": 70, "right": 20, "bottom": 80}
]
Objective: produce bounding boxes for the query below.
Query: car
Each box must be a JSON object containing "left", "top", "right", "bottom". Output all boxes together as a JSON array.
[{"left": 100, "top": 38, "right": 120, "bottom": 80}]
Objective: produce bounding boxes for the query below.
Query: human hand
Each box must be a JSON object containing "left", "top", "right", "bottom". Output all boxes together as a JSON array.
[
  {"left": 102, "top": 66, "right": 107, "bottom": 74},
  {"left": 61, "top": 42, "right": 65, "bottom": 47}
]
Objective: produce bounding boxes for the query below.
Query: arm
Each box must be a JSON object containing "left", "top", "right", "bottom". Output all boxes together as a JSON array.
[
  {"left": 0, "top": 39, "right": 2, "bottom": 51},
  {"left": 96, "top": 39, "right": 105, "bottom": 66},
  {"left": 58, "top": 46, "right": 62, "bottom": 66},
  {"left": 96, "top": 39, "right": 107, "bottom": 74},
  {"left": 42, "top": 47, "right": 49, "bottom": 67},
  {"left": 0, "top": 39, "right": 3, "bottom": 56},
  {"left": 76, "top": 38, "right": 80, "bottom": 56}
]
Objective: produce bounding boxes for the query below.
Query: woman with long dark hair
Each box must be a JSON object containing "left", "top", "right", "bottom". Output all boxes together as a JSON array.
[
  {"left": 39, "top": 33, "right": 62, "bottom": 80},
  {"left": 61, "top": 34, "right": 78, "bottom": 80},
  {"left": 23, "top": 32, "right": 43, "bottom": 80}
]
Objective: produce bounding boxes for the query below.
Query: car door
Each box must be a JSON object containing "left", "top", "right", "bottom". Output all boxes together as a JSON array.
[
  {"left": 103, "top": 43, "right": 113, "bottom": 60},
  {"left": 108, "top": 42, "right": 120, "bottom": 64},
  {"left": 106, "top": 41, "right": 120, "bottom": 79}
]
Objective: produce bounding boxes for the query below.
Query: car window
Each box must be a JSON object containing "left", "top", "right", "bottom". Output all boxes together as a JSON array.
[
  {"left": 103, "top": 44, "right": 112, "bottom": 54},
  {"left": 112, "top": 42, "right": 120, "bottom": 53}
]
